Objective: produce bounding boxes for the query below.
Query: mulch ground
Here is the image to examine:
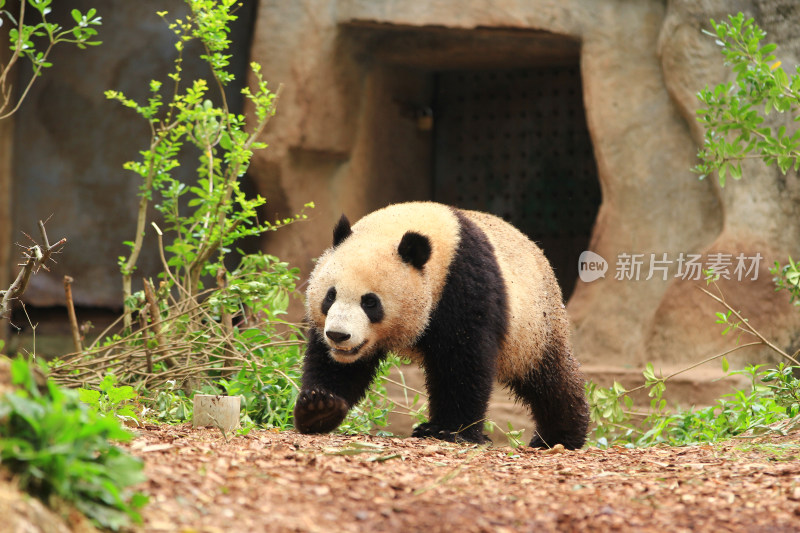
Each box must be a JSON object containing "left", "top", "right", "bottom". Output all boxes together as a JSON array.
[{"left": 125, "top": 424, "right": 800, "bottom": 532}]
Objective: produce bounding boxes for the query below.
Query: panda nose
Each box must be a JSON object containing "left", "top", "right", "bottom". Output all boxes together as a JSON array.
[{"left": 326, "top": 330, "right": 351, "bottom": 343}]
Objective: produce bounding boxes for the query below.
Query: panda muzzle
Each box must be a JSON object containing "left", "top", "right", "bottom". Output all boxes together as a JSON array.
[
  {"left": 328, "top": 338, "right": 368, "bottom": 357},
  {"left": 333, "top": 340, "right": 367, "bottom": 355}
]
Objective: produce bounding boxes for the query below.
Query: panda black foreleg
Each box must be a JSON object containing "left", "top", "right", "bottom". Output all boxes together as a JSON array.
[
  {"left": 412, "top": 342, "right": 497, "bottom": 445},
  {"left": 507, "top": 342, "right": 589, "bottom": 450},
  {"left": 294, "top": 327, "right": 386, "bottom": 434}
]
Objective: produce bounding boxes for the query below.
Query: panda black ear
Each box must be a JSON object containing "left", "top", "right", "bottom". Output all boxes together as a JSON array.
[
  {"left": 332, "top": 214, "right": 352, "bottom": 247},
  {"left": 398, "top": 231, "right": 431, "bottom": 270}
]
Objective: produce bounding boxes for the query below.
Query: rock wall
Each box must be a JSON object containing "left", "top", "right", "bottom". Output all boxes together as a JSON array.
[
  {"left": 7, "top": 0, "right": 256, "bottom": 310},
  {"left": 248, "top": 0, "right": 800, "bottom": 382},
  {"left": 0, "top": 0, "right": 797, "bottom": 428}
]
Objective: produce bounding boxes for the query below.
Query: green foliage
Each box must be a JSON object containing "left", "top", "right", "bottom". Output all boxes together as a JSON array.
[
  {"left": 771, "top": 257, "right": 800, "bottom": 306},
  {"left": 0, "top": 357, "right": 146, "bottom": 530},
  {"left": 213, "top": 329, "right": 302, "bottom": 429},
  {"left": 51, "top": 1, "right": 316, "bottom": 433},
  {"left": 587, "top": 362, "right": 800, "bottom": 448},
  {"left": 485, "top": 420, "right": 525, "bottom": 449},
  {"left": 78, "top": 373, "right": 139, "bottom": 425},
  {"left": 144, "top": 381, "right": 192, "bottom": 423},
  {"left": 694, "top": 12, "right": 800, "bottom": 185},
  {"left": 336, "top": 355, "right": 399, "bottom": 436},
  {"left": 105, "top": 0, "right": 308, "bottom": 310},
  {"left": 0, "top": 1, "right": 102, "bottom": 119},
  {"left": 761, "top": 362, "right": 800, "bottom": 418}
]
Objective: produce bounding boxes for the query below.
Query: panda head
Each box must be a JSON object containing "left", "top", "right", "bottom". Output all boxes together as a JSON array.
[{"left": 306, "top": 214, "right": 434, "bottom": 364}]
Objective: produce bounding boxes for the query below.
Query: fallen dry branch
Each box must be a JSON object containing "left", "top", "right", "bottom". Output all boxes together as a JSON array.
[
  {"left": 0, "top": 221, "right": 66, "bottom": 321},
  {"left": 49, "top": 269, "right": 304, "bottom": 392}
]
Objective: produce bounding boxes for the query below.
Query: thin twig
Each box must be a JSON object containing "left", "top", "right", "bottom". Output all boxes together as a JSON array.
[
  {"left": 699, "top": 287, "right": 800, "bottom": 366},
  {"left": 63, "top": 276, "right": 82, "bottom": 353},
  {"left": 143, "top": 277, "right": 176, "bottom": 368}
]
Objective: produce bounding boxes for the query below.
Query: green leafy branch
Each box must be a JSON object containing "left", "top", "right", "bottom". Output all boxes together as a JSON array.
[
  {"left": 78, "top": 373, "right": 139, "bottom": 425},
  {"left": 695, "top": 13, "right": 800, "bottom": 306},
  {"left": 771, "top": 257, "right": 800, "bottom": 306},
  {"left": 694, "top": 12, "right": 800, "bottom": 185},
  {"left": 588, "top": 279, "right": 800, "bottom": 447},
  {"left": 0, "top": 0, "right": 101, "bottom": 119},
  {"left": 106, "top": 1, "right": 306, "bottom": 328}
]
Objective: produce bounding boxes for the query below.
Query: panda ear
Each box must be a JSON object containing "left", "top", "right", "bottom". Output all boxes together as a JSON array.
[
  {"left": 332, "top": 214, "right": 352, "bottom": 247},
  {"left": 398, "top": 231, "right": 431, "bottom": 269}
]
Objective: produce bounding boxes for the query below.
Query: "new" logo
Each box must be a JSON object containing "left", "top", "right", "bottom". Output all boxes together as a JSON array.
[{"left": 578, "top": 251, "right": 608, "bottom": 283}]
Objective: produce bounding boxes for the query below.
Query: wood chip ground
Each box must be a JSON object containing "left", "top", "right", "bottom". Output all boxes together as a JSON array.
[{"left": 124, "top": 424, "right": 800, "bottom": 532}]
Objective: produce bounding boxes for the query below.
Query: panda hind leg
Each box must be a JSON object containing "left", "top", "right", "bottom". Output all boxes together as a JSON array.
[{"left": 507, "top": 343, "right": 590, "bottom": 450}]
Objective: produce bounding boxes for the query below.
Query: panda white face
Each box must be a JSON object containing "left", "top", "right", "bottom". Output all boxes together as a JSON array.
[
  {"left": 320, "top": 286, "right": 384, "bottom": 363},
  {"left": 306, "top": 209, "right": 457, "bottom": 365}
]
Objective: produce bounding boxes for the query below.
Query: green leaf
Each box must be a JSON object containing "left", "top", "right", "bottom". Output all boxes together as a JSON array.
[
  {"left": 107, "top": 385, "right": 136, "bottom": 405},
  {"left": 78, "top": 388, "right": 101, "bottom": 406}
]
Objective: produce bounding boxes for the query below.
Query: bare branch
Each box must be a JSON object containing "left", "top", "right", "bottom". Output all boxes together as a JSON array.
[{"left": 1, "top": 221, "right": 66, "bottom": 321}]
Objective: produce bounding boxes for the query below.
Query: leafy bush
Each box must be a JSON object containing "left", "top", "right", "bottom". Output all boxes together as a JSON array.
[
  {"left": 214, "top": 328, "right": 302, "bottom": 429},
  {"left": 78, "top": 373, "right": 140, "bottom": 425},
  {"left": 694, "top": 12, "right": 800, "bottom": 301},
  {"left": 771, "top": 257, "right": 800, "bottom": 306},
  {"left": 48, "top": 0, "right": 400, "bottom": 438},
  {"left": 50, "top": 1, "right": 304, "bottom": 393},
  {"left": 0, "top": 357, "right": 146, "bottom": 530},
  {"left": 103, "top": 0, "right": 309, "bottom": 322},
  {"left": 587, "top": 362, "right": 800, "bottom": 448},
  {"left": 336, "top": 356, "right": 399, "bottom": 436},
  {"left": 587, "top": 12, "right": 800, "bottom": 450},
  {"left": 694, "top": 12, "right": 800, "bottom": 184}
]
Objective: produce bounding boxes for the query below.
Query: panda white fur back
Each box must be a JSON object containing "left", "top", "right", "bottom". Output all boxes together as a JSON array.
[{"left": 295, "top": 201, "right": 589, "bottom": 449}]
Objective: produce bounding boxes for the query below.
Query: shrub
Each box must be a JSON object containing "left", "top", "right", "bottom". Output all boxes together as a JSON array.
[{"left": 0, "top": 356, "right": 146, "bottom": 530}]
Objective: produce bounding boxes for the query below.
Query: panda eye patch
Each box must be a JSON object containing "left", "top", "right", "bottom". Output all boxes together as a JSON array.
[
  {"left": 321, "top": 287, "right": 336, "bottom": 315},
  {"left": 361, "top": 293, "right": 384, "bottom": 323}
]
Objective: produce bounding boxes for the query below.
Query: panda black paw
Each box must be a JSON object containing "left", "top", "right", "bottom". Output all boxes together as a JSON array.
[
  {"left": 412, "top": 422, "right": 490, "bottom": 445},
  {"left": 293, "top": 388, "right": 349, "bottom": 434}
]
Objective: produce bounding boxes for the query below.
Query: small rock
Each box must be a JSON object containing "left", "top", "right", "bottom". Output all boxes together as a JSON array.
[{"left": 542, "top": 444, "right": 566, "bottom": 455}]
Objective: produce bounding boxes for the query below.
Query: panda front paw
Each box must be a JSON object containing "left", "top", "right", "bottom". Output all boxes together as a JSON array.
[
  {"left": 412, "top": 422, "right": 490, "bottom": 445},
  {"left": 293, "top": 388, "right": 349, "bottom": 434}
]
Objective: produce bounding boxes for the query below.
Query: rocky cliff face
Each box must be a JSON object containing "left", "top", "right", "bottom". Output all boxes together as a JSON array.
[
  {"left": 245, "top": 0, "right": 800, "bottom": 376},
  {"left": 1, "top": 1, "right": 797, "bottom": 390}
]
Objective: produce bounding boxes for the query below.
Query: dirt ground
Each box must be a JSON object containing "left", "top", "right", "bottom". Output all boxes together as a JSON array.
[{"left": 125, "top": 424, "right": 800, "bottom": 533}]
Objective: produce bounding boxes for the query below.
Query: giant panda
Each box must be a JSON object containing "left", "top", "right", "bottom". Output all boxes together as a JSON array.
[{"left": 293, "top": 201, "right": 589, "bottom": 449}]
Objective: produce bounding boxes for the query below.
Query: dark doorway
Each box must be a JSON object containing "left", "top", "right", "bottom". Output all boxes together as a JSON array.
[{"left": 432, "top": 66, "right": 600, "bottom": 300}]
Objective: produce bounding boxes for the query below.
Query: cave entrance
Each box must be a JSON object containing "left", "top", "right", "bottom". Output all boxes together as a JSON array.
[
  {"left": 432, "top": 66, "right": 600, "bottom": 300},
  {"left": 341, "top": 23, "right": 601, "bottom": 300}
]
